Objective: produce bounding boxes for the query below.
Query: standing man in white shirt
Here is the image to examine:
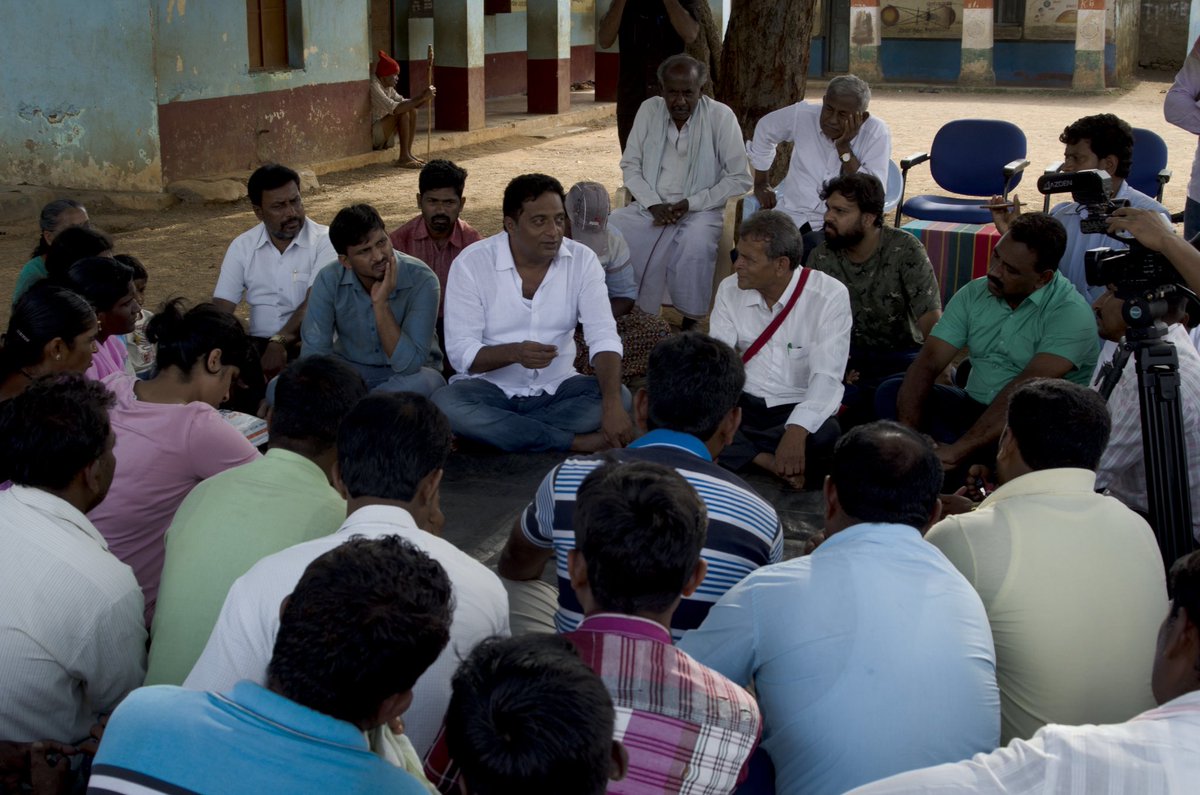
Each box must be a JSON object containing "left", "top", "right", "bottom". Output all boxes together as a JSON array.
[
  {"left": 748, "top": 75, "right": 891, "bottom": 259},
  {"left": 0, "top": 375, "right": 146, "bottom": 746},
  {"left": 608, "top": 54, "right": 752, "bottom": 328},
  {"left": 1166, "top": 36, "right": 1200, "bottom": 241},
  {"left": 213, "top": 164, "right": 337, "bottom": 386},
  {"left": 184, "top": 392, "right": 509, "bottom": 756},
  {"left": 848, "top": 549, "right": 1200, "bottom": 794},
  {"left": 433, "top": 173, "right": 633, "bottom": 453},
  {"left": 709, "top": 210, "right": 851, "bottom": 488}
]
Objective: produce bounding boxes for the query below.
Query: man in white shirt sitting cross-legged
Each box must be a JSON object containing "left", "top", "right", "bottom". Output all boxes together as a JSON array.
[
  {"left": 709, "top": 209, "right": 851, "bottom": 489},
  {"left": 432, "top": 173, "right": 633, "bottom": 453}
]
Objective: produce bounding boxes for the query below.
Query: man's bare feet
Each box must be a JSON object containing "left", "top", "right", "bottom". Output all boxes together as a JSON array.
[
  {"left": 571, "top": 431, "right": 608, "bottom": 454},
  {"left": 395, "top": 156, "right": 424, "bottom": 169},
  {"left": 752, "top": 452, "right": 805, "bottom": 490}
]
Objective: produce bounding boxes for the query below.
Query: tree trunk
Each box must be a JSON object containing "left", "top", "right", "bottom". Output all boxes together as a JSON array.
[{"left": 718, "top": 0, "right": 818, "bottom": 182}]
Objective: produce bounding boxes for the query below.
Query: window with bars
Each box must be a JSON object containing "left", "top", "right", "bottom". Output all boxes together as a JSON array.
[{"left": 247, "top": 0, "right": 303, "bottom": 70}]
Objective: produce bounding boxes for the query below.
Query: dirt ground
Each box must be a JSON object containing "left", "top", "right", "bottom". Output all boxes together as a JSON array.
[{"left": 1, "top": 70, "right": 1194, "bottom": 327}]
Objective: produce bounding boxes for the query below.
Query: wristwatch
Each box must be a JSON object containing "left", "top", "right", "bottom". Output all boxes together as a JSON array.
[
  {"left": 269, "top": 333, "right": 288, "bottom": 347},
  {"left": 839, "top": 151, "right": 853, "bottom": 163}
]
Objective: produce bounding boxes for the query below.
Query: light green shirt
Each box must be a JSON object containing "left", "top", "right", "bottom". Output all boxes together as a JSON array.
[
  {"left": 931, "top": 271, "right": 1099, "bottom": 404},
  {"left": 145, "top": 448, "right": 345, "bottom": 685},
  {"left": 927, "top": 468, "right": 1167, "bottom": 744}
]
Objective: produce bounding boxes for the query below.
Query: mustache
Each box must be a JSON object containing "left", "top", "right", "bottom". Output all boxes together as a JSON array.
[{"left": 429, "top": 214, "right": 452, "bottom": 225}]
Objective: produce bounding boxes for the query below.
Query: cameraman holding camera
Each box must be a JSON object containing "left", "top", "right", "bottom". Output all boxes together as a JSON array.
[
  {"left": 1094, "top": 206, "right": 1200, "bottom": 543},
  {"left": 992, "top": 114, "right": 1169, "bottom": 303}
]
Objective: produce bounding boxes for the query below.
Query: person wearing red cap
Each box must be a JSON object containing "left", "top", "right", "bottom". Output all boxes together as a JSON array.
[{"left": 371, "top": 50, "right": 435, "bottom": 169}]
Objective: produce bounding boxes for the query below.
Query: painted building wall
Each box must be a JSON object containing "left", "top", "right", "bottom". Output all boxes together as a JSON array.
[
  {"left": 0, "top": 0, "right": 163, "bottom": 192},
  {"left": 1140, "top": 0, "right": 1190, "bottom": 70},
  {"left": 155, "top": 0, "right": 373, "bottom": 182}
]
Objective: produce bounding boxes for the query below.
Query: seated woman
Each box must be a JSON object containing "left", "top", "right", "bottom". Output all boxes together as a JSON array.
[
  {"left": 12, "top": 199, "right": 90, "bottom": 305},
  {"left": 58, "top": 256, "right": 141, "bottom": 380},
  {"left": 567, "top": 182, "right": 671, "bottom": 384},
  {"left": 87, "top": 299, "right": 261, "bottom": 626},
  {"left": 0, "top": 283, "right": 98, "bottom": 400}
]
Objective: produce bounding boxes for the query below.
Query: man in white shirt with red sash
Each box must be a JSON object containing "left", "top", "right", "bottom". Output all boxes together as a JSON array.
[{"left": 709, "top": 210, "right": 850, "bottom": 488}]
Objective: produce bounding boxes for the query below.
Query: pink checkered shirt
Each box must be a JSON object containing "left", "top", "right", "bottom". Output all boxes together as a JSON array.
[{"left": 422, "top": 614, "right": 761, "bottom": 795}]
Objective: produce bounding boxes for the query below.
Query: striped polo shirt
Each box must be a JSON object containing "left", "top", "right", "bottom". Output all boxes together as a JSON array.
[{"left": 520, "top": 428, "right": 784, "bottom": 641}]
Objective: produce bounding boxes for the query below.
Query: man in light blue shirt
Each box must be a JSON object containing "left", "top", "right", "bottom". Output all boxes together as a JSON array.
[
  {"left": 679, "top": 421, "right": 999, "bottom": 795},
  {"left": 302, "top": 203, "right": 444, "bottom": 396},
  {"left": 992, "top": 113, "right": 1169, "bottom": 303}
]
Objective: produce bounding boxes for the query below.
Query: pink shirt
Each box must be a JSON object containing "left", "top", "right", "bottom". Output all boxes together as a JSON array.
[
  {"left": 389, "top": 216, "right": 482, "bottom": 315},
  {"left": 89, "top": 373, "right": 260, "bottom": 626},
  {"left": 85, "top": 336, "right": 131, "bottom": 381}
]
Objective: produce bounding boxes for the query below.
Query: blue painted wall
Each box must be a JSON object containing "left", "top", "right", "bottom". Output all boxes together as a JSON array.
[
  {"left": 809, "top": 36, "right": 825, "bottom": 77},
  {"left": 880, "top": 40, "right": 962, "bottom": 83},
  {"left": 875, "top": 39, "right": 1115, "bottom": 88},
  {"left": 0, "top": 0, "right": 162, "bottom": 191},
  {"left": 155, "top": 0, "right": 368, "bottom": 104}
]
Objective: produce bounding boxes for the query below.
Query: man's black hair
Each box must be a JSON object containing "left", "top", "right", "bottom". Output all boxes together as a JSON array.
[
  {"left": 114, "top": 253, "right": 149, "bottom": 283},
  {"left": 145, "top": 298, "right": 253, "bottom": 375},
  {"left": 1167, "top": 550, "right": 1200, "bottom": 631},
  {"left": 271, "top": 356, "right": 369, "bottom": 458},
  {"left": 336, "top": 393, "right": 451, "bottom": 502},
  {"left": 820, "top": 173, "right": 886, "bottom": 228},
  {"left": 574, "top": 460, "right": 707, "bottom": 615},
  {"left": 1007, "top": 212, "right": 1068, "bottom": 273},
  {"left": 59, "top": 257, "right": 134, "bottom": 315},
  {"left": 1060, "top": 114, "right": 1134, "bottom": 179},
  {"left": 248, "top": 163, "right": 301, "bottom": 206},
  {"left": 446, "top": 634, "right": 616, "bottom": 795},
  {"left": 419, "top": 159, "right": 468, "bottom": 197},
  {"left": 645, "top": 332, "right": 745, "bottom": 441},
  {"left": 502, "top": 174, "right": 566, "bottom": 222},
  {"left": 1, "top": 284, "right": 95, "bottom": 381},
  {"left": 267, "top": 536, "right": 454, "bottom": 726},
  {"left": 44, "top": 226, "right": 113, "bottom": 282},
  {"left": 329, "top": 204, "right": 386, "bottom": 256},
  {"left": 830, "top": 420, "right": 944, "bottom": 529},
  {"left": 0, "top": 374, "right": 113, "bottom": 490},
  {"left": 738, "top": 210, "right": 805, "bottom": 269},
  {"left": 32, "top": 198, "right": 86, "bottom": 258},
  {"left": 1006, "top": 379, "right": 1110, "bottom": 472}
]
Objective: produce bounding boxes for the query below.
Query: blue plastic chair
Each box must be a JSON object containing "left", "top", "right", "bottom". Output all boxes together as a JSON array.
[
  {"left": 1039, "top": 127, "right": 1172, "bottom": 212},
  {"left": 895, "top": 119, "right": 1030, "bottom": 226}
]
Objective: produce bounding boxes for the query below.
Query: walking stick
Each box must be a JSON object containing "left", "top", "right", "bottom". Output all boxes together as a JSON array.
[{"left": 426, "top": 44, "right": 435, "bottom": 160}]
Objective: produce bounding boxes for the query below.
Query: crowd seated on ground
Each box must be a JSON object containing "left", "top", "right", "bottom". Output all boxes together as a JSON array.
[{"left": 6, "top": 54, "right": 1200, "bottom": 795}]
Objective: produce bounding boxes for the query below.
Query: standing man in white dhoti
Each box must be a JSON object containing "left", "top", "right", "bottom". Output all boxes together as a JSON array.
[{"left": 609, "top": 55, "right": 751, "bottom": 328}]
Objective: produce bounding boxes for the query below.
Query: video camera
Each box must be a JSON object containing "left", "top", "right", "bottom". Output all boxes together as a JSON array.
[
  {"left": 1035, "top": 169, "right": 1128, "bottom": 234},
  {"left": 1036, "top": 168, "right": 1179, "bottom": 294}
]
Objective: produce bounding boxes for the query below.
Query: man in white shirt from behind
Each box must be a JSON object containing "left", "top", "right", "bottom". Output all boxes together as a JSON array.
[
  {"left": 709, "top": 209, "right": 851, "bottom": 489},
  {"left": 608, "top": 54, "right": 752, "bottom": 327},
  {"left": 0, "top": 376, "right": 146, "bottom": 746},
  {"left": 433, "top": 173, "right": 633, "bottom": 453},
  {"left": 849, "top": 548, "right": 1200, "bottom": 794},
  {"left": 213, "top": 163, "right": 338, "bottom": 380},
  {"left": 748, "top": 74, "right": 891, "bottom": 258},
  {"left": 184, "top": 392, "right": 509, "bottom": 756}
]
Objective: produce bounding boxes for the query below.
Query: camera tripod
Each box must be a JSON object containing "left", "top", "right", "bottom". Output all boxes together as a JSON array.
[{"left": 1096, "top": 288, "right": 1196, "bottom": 568}]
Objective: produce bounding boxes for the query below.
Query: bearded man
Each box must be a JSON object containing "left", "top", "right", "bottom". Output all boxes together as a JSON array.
[{"left": 809, "top": 173, "right": 942, "bottom": 420}]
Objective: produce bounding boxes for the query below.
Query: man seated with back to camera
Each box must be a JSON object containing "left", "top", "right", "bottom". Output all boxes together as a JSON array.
[
  {"left": 878, "top": 212, "right": 1099, "bottom": 477},
  {"left": 1087, "top": 206, "right": 1200, "bottom": 543}
]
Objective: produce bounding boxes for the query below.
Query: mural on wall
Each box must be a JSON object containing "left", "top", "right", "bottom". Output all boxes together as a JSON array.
[
  {"left": 1025, "top": 0, "right": 1118, "bottom": 41},
  {"left": 878, "top": 0, "right": 963, "bottom": 38}
]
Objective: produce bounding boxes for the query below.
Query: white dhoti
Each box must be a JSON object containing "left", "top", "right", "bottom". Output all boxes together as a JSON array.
[{"left": 609, "top": 205, "right": 724, "bottom": 319}]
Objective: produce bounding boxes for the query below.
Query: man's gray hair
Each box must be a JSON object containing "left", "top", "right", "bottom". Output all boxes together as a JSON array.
[
  {"left": 825, "top": 74, "right": 871, "bottom": 111},
  {"left": 657, "top": 54, "right": 708, "bottom": 89},
  {"left": 740, "top": 210, "right": 804, "bottom": 270}
]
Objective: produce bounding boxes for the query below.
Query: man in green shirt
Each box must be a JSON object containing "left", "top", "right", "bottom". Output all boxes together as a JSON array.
[
  {"left": 879, "top": 212, "right": 1099, "bottom": 473},
  {"left": 810, "top": 173, "right": 942, "bottom": 422},
  {"left": 144, "top": 356, "right": 368, "bottom": 685}
]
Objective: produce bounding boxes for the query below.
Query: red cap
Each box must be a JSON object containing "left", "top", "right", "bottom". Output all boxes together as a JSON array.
[{"left": 376, "top": 51, "right": 400, "bottom": 78}]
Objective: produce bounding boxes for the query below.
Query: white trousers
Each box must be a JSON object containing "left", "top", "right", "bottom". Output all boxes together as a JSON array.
[{"left": 609, "top": 205, "right": 724, "bottom": 318}]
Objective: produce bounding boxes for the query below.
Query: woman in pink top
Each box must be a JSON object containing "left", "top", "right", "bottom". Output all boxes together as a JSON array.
[
  {"left": 58, "top": 256, "right": 141, "bottom": 380},
  {"left": 0, "top": 283, "right": 98, "bottom": 401},
  {"left": 89, "top": 299, "right": 261, "bottom": 625}
]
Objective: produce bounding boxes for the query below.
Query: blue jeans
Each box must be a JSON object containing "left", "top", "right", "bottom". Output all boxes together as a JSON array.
[
  {"left": 351, "top": 363, "right": 445, "bottom": 397},
  {"left": 874, "top": 375, "right": 987, "bottom": 445},
  {"left": 1186, "top": 197, "right": 1200, "bottom": 242},
  {"left": 432, "top": 375, "right": 626, "bottom": 452}
]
